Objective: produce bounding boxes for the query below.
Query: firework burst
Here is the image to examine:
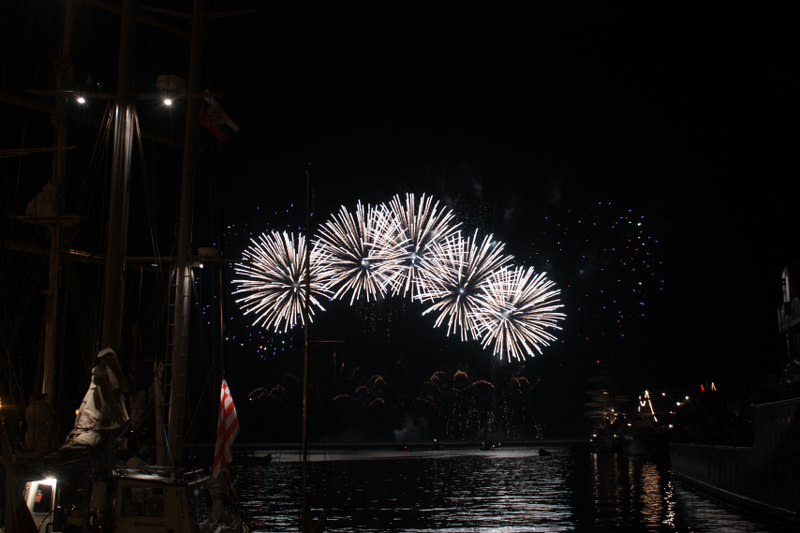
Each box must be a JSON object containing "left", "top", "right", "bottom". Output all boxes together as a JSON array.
[
  {"left": 314, "top": 201, "right": 407, "bottom": 304},
  {"left": 474, "top": 266, "right": 565, "bottom": 362},
  {"left": 417, "top": 229, "right": 514, "bottom": 341},
  {"left": 231, "top": 231, "right": 329, "bottom": 332},
  {"left": 223, "top": 203, "right": 305, "bottom": 358},
  {"left": 232, "top": 194, "right": 570, "bottom": 362},
  {"left": 384, "top": 192, "right": 461, "bottom": 299}
]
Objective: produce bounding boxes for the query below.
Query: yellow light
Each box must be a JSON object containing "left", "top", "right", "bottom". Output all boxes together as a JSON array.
[{"left": 74, "top": 409, "right": 79, "bottom": 416}]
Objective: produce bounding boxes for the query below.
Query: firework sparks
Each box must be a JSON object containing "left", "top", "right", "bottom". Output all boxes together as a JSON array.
[
  {"left": 417, "top": 229, "right": 514, "bottom": 341},
  {"left": 232, "top": 194, "right": 570, "bottom": 362},
  {"left": 223, "top": 203, "right": 304, "bottom": 358},
  {"left": 384, "top": 193, "right": 461, "bottom": 299},
  {"left": 474, "top": 266, "right": 565, "bottom": 362},
  {"left": 528, "top": 201, "right": 663, "bottom": 343},
  {"left": 232, "top": 231, "right": 329, "bottom": 332},
  {"left": 314, "top": 201, "right": 407, "bottom": 304}
]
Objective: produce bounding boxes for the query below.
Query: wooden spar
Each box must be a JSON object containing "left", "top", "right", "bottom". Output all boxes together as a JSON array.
[
  {"left": 41, "top": 0, "right": 75, "bottom": 403},
  {"left": 100, "top": 0, "right": 136, "bottom": 356},
  {"left": 302, "top": 163, "right": 312, "bottom": 463},
  {"left": 167, "top": 0, "right": 203, "bottom": 469},
  {"left": 301, "top": 163, "right": 312, "bottom": 528}
]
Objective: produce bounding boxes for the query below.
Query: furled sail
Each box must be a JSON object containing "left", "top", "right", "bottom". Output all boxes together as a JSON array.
[{"left": 61, "top": 348, "right": 130, "bottom": 449}]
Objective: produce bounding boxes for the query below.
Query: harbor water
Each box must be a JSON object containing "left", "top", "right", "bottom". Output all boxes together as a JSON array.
[{"left": 234, "top": 446, "right": 794, "bottom": 532}]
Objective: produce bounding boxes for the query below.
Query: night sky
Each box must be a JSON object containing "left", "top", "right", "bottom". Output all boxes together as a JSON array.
[
  {"left": 2, "top": 3, "right": 799, "bottom": 441},
  {"left": 210, "top": 6, "right": 800, "bottom": 439}
]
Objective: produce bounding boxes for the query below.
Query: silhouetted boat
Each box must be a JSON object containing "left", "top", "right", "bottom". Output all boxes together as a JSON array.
[
  {"left": 588, "top": 425, "right": 623, "bottom": 453},
  {"left": 234, "top": 450, "right": 273, "bottom": 466},
  {"left": 669, "top": 263, "right": 800, "bottom": 527}
]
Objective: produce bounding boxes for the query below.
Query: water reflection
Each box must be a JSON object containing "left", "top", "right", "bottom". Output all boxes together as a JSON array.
[
  {"left": 235, "top": 447, "right": 793, "bottom": 532},
  {"left": 640, "top": 462, "right": 663, "bottom": 529},
  {"left": 589, "top": 453, "right": 668, "bottom": 530}
]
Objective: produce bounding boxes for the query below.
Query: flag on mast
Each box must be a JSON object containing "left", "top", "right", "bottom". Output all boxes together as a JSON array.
[
  {"left": 212, "top": 378, "right": 240, "bottom": 478},
  {"left": 199, "top": 94, "right": 240, "bottom": 143}
]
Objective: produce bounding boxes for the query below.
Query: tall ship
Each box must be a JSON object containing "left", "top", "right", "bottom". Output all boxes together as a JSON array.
[
  {"left": 670, "top": 262, "right": 800, "bottom": 525},
  {"left": 1, "top": 1, "right": 249, "bottom": 531}
]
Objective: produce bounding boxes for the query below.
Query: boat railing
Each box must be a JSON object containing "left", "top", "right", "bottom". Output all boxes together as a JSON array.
[{"left": 112, "top": 465, "right": 209, "bottom": 482}]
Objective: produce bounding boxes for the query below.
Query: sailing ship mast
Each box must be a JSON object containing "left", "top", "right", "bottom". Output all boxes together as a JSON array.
[
  {"left": 89, "top": 0, "right": 206, "bottom": 472},
  {"left": 53, "top": 0, "right": 204, "bottom": 473},
  {"left": 302, "top": 163, "right": 312, "bottom": 528},
  {"left": 0, "top": 0, "right": 79, "bottom": 448},
  {"left": 101, "top": 0, "right": 136, "bottom": 359},
  {"left": 40, "top": 0, "right": 76, "bottom": 406},
  {"left": 166, "top": 0, "right": 204, "bottom": 470}
]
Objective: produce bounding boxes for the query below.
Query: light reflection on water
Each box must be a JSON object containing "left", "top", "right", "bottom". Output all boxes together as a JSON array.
[{"left": 234, "top": 447, "right": 793, "bottom": 532}]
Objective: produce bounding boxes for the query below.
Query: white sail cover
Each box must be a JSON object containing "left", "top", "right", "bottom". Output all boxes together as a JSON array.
[{"left": 61, "top": 348, "right": 130, "bottom": 449}]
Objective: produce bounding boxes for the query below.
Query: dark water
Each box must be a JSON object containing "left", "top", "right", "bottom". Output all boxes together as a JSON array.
[{"left": 234, "top": 446, "right": 794, "bottom": 532}]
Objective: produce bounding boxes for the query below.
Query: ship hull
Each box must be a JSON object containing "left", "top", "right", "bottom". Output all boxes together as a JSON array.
[{"left": 670, "top": 397, "right": 800, "bottom": 526}]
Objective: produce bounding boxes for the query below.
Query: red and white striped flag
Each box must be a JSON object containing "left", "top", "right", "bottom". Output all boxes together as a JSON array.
[{"left": 212, "top": 378, "right": 239, "bottom": 478}]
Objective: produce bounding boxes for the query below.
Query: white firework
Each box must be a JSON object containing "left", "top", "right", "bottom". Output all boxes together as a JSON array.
[
  {"left": 417, "top": 229, "right": 513, "bottom": 341},
  {"left": 314, "top": 201, "right": 407, "bottom": 304},
  {"left": 474, "top": 266, "right": 565, "bottom": 362},
  {"left": 383, "top": 192, "right": 461, "bottom": 299},
  {"left": 231, "top": 192, "right": 567, "bottom": 362},
  {"left": 231, "top": 231, "right": 329, "bottom": 332}
]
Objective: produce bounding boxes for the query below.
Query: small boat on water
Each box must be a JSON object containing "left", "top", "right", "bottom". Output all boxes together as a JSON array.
[{"left": 234, "top": 450, "right": 273, "bottom": 466}]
